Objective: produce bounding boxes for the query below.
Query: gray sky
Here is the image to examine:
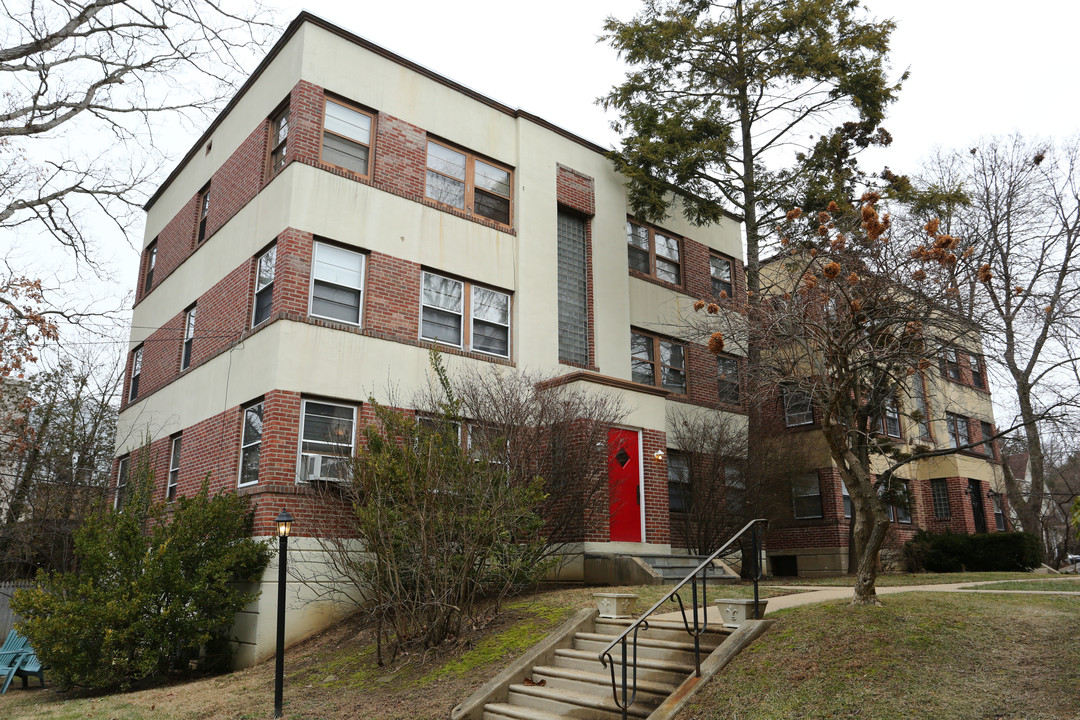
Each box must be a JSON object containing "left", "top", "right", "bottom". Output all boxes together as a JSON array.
[{"left": 74, "top": 0, "right": 1080, "bottom": 342}]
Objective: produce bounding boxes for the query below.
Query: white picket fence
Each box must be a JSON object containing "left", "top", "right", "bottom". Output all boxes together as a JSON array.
[{"left": 0, "top": 581, "right": 31, "bottom": 637}]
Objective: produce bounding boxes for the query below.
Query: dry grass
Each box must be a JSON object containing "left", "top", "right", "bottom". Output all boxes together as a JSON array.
[
  {"left": 0, "top": 581, "right": 787, "bottom": 720},
  {"left": 682, "top": 592, "right": 1080, "bottom": 720}
]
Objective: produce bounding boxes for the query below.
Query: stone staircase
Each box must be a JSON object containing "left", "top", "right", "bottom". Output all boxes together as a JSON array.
[
  {"left": 636, "top": 554, "right": 740, "bottom": 585},
  {"left": 475, "top": 615, "right": 731, "bottom": 720}
]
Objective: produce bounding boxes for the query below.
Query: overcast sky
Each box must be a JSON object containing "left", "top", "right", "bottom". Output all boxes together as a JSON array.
[{"left": 88, "top": 0, "right": 1080, "bottom": 344}]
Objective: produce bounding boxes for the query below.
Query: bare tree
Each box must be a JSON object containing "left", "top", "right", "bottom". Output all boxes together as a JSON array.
[
  {"left": 1, "top": 0, "right": 274, "bottom": 261},
  {"left": 695, "top": 195, "right": 1018, "bottom": 603},
  {"left": 913, "top": 136, "right": 1080, "bottom": 560},
  {"left": 0, "top": 345, "right": 121, "bottom": 579}
]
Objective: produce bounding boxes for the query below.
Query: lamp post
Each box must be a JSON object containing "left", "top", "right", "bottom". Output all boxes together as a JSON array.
[{"left": 274, "top": 508, "right": 293, "bottom": 719}]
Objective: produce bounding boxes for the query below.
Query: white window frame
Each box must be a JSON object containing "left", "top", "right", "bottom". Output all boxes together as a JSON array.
[
  {"left": 470, "top": 285, "right": 511, "bottom": 358},
  {"left": 167, "top": 436, "right": 181, "bottom": 500},
  {"left": 783, "top": 387, "right": 814, "bottom": 427},
  {"left": 181, "top": 305, "right": 196, "bottom": 370},
  {"left": 252, "top": 245, "right": 276, "bottom": 327},
  {"left": 842, "top": 481, "right": 852, "bottom": 519},
  {"left": 297, "top": 399, "right": 357, "bottom": 483},
  {"left": 129, "top": 346, "right": 143, "bottom": 402},
  {"left": 238, "top": 401, "right": 264, "bottom": 487},
  {"left": 420, "top": 271, "right": 511, "bottom": 357},
  {"left": 309, "top": 241, "right": 366, "bottom": 326},
  {"left": 114, "top": 456, "right": 130, "bottom": 510}
]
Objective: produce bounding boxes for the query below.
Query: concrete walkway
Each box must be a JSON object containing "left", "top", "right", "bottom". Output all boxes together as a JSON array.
[{"left": 652, "top": 577, "right": 1080, "bottom": 623}]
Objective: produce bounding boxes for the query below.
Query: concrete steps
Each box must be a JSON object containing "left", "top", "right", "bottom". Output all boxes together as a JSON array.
[
  {"left": 472, "top": 611, "right": 733, "bottom": 719},
  {"left": 635, "top": 554, "right": 740, "bottom": 585}
]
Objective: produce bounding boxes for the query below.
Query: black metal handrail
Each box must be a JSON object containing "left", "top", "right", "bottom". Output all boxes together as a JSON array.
[{"left": 597, "top": 518, "right": 768, "bottom": 720}]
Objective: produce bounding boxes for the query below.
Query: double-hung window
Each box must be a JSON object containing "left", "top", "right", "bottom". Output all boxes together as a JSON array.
[
  {"left": 630, "top": 331, "right": 686, "bottom": 394},
  {"left": 783, "top": 387, "right": 814, "bottom": 427},
  {"left": 626, "top": 221, "right": 681, "bottom": 285},
  {"left": 913, "top": 374, "right": 932, "bottom": 439},
  {"left": 667, "top": 450, "right": 691, "bottom": 513},
  {"left": 269, "top": 103, "right": 289, "bottom": 175},
  {"left": 181, "top": 305, "right": 196, "bottom": 370},
  {"left": 842, "top": 481, "right": 852, "bottom": 519},
  {"left": 946, "top": 412, "right": 970, "bottom": 449},
  {"left": 942, "top": 347, "right": 961, "bottom": 381},
  {"left": 879, "top": 398, "right": 902, "bottom": 438},
  {"left": 421, "top": 272, "right": 511, "bottom": 357},
  {"left": 931, "top": 478, "right": 951, "bottom": 519},
  {"left": 238, "top": 402, "right": 264, "bottom": 487},
  {"left": 893, "top": 481, "right": 912, "bottom": 523},
  {"left": 114, "top": 456, "right": 130, "bottom": 510},
  {"left": 710, "top": 253, "right": 734, "bottom": 298},
  {"left": 980, "top": 421, "right": 995, "bottom": 457},
  {"left": 717, "top": 354, "right": 740, "bottom": 405},
  {"left": 311, "top": 242, "right": 365, "bottom": 325},
  {"left": 792, "top": 473, "right": 823, "bottom": 519},
  {"left": 196, "top": 184, "right": 210, "bottom": 243},
  {"left": 129, "top": 346, "right": 142, "bottom": 401},
  {"left": 322, "top": 98, "right": 373, "bottom": 176},
  {"left": 144, "top": 241, "right": 157, "bottom": 292},
  {"left": 992, "top": 494, "right": 1006, "bottom": 531},
  {"left": 299, "top": 400, "right": 356, "bottom": 483},
  {"left": 253, "top": 245, "right": 276, "bottom": 326},
  {"left": 425, "top": 141, "right": 512, "bottom": 226},
  {"left": 970, "top": 353, "right": 986, "bottom": 389},
  {"left": 167, "top": 436, "right": 181, "bottom": 501}
]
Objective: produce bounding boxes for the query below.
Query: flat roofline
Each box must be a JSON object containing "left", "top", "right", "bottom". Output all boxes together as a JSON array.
[{"left": 144, "top": 11, "right": 613, "bottom": 212}]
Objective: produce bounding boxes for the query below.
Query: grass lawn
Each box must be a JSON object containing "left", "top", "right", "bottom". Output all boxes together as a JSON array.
[
  {"left": 2, "top": 579, "right": 1070, "bottom": 719},
  {"left": 761, "top": 571, "right": 1038, "bottom": 587},
  {"left": 0, "top": 582, "right": 792, "bottom": 720},
  {"left": 682, "top": 592, "right": 1080, "bottom": 720},
  {"left": 960, "top": 577, "right": 1080, "bottom": 592}
]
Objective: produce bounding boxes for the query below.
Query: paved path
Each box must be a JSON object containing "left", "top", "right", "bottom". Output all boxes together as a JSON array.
[{"left": 652, "top": 577, "right": 1080, "bottom": 623}]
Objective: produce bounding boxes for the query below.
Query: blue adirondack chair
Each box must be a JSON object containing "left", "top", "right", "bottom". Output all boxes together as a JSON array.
[
  {"left": 0, "top": 632, "right": 29, "bottom": 694},
  {"left": 13, "top": 648, "right": 44, "bottom": 690}
]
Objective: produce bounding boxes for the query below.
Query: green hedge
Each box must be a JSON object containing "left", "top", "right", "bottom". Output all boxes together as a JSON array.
[{"left": 902, "top": 530, "right": 1041, "bottom": 573}]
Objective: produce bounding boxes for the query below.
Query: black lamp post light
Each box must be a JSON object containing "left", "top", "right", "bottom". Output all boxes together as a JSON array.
[{"left": 274, "top": 508, "right": 294, "bottom": 719}]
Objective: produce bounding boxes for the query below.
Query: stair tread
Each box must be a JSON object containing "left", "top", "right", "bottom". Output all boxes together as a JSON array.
[
  {"left": 596, "top": 618, "right": 731, "bottom": 634},
  {"left": 483, "top": 702, "right": 570, "bottom": 720},
  {"left": 532, "top": 664, "right": 678, "bottom": 695},
  {"left": 555, "top": 648, "right": 695, "bottom": 674},
  {"left": 508, "top": 683, "right": 651, "bottom": 718},
  {"left": 575, "top": 631, "right": 717, "bottom": 653}
]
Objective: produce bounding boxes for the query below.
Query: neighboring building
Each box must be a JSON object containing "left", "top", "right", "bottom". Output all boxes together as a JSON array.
[
  {"left": 759, "top": 257, "right": 1010, "bottom": 577},
  {"left": 114, "top": 13, "right": 748, "bottom": 666}
]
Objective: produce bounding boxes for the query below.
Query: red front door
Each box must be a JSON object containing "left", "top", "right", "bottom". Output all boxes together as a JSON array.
[{"left": 608, "top": 428, "right": 642, "bottom": 542}]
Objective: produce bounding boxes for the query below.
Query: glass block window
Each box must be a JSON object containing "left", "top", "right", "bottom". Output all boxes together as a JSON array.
[{"left": 557, "top": 211, "right": 589, "bottom": 365}]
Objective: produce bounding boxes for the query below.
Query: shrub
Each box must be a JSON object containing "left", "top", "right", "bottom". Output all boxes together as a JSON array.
[
  {"left": 11, "top": 450, "right": 272, "bottom": 689},
  {"left": 903, "top": 530, "right": 1041, "bottom": 573}
]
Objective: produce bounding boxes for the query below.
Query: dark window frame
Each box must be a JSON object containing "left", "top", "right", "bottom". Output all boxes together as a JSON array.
[
  {"left": 320, "top": 96, "right": 375, "bottom": 178},
  {"left": 782, "top": 386, "right": 814, "bottom": 427},
  {"left": 792, "top": 473, "right": 824, "bottom": 519},
  {"left": 931, "top": 478, "right": 951, "bottom": 519},
  {"left": 269, "top": 101, "right": 289, "bottom": 176},
  {"left": 425, "top": 138, "right": 512, "bottom": 228},
  {"left": 717, "top": 353, "right": 741, "bottom": 405},
  {"left": 709, "top": 252, "right": 734, "bottom": 298},
  {"left": 630, "top": 329, "right": 687, "bottom": 396},
  {"left": 666, "top": 449, "right": 691, "bottom": 514},
  {"left": 946, "top": 412, "right": 971, "bottom": 449},
  {"left": 196, "top": 183, "right": 210, "bottom": 243},
  {"left": 626, "top": 219, "right": 682, "bottom": 286},
  {"left": 114, "top": 455, "right": 130, "bottom": 510},
  {"left": 143, "top": 240, "right": 157, "bottom": 293}
]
